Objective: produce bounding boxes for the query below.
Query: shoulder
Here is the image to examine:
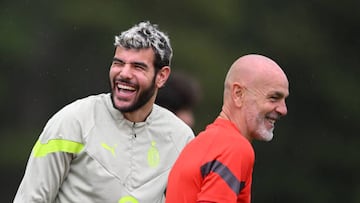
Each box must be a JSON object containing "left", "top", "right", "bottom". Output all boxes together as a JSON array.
[
  {"left": 50, "top": 93, "right": 109, "bottom": 121},
  {"left": 151, "top": 104, "right": 193, "bottom": 133},
  {"left": 40, "top": 93, "right": 108, "bottom": 142},
  {"left": 149, "top": 104, "right": 195, "bottom": 146},
  {"left": 60, "top": 93, "right": 108, "bottom": 113},
  {"left": 196, "top": 119, "right": 254, "bottom": 157}
]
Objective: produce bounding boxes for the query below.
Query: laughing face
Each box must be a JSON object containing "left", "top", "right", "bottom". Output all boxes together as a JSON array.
[{"left": 109, "top": 47, "right": 159, "bottom": 113}]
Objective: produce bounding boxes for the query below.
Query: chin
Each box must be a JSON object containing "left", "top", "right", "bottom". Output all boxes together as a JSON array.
[
  {"left": 263, "top": 135, "right": 274, "bottom": 142},
  {"left": 255, "top": 129, "right": 274, "bottom": 142}
]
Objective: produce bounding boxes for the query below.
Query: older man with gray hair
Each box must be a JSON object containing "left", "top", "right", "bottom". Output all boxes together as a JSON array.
[{"left": 166, "top": 54, "right": 289, "bottom": 203}]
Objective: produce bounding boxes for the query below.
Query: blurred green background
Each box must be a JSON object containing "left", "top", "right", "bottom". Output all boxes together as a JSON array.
[{"left": 1, "top": 0, "right": 359, "bottom": 202}]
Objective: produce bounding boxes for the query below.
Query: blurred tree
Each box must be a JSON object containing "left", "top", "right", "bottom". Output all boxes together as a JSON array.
[{"left": 1, "top": 0, "right": 359, "bottom": 202}]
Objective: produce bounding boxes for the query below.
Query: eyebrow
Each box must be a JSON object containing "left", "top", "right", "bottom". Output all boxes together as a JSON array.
[
  {"left": 112, "top": 57, "right": 148, "bottom": 68},
  {"left": 270, "top": 91, "right": 288, "bottom": 99}
]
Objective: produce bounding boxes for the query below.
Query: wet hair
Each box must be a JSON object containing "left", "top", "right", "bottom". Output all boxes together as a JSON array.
[{"left": 114, "top": 21, "right": 173, "bottom": 70}]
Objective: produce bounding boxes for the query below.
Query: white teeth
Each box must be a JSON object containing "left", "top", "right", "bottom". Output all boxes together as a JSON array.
[
  {"left": 267, "top": 118, "right": 276, "bottom": 124},
  {"left": 117, "top": 84, "right": 135, "bottom": 91}
]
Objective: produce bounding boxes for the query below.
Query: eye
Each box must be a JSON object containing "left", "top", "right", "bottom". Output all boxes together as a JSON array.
[
  {"left": 133, "top": 63, "right": 147, "bottom": 70},
  {"left": 112, "top": 59, "right": 125, "bottom": 66},
  {"left": 269, "top": 96, "right": 279, "bottom": 102},
  {"left": 268, "top": 92, "right": 283, "bottom": 102},
  {"left": 134, "top": 64, "right": 144, "bottom": 69}
]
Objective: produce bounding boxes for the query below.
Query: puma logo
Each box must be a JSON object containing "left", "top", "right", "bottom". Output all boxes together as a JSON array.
[{"left": 101, "top": 142, "right": 118, "bottom": 157}]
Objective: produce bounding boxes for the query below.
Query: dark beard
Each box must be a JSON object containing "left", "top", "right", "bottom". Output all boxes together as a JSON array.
[{"left": 110, "top": 76, "right": 156, "bottom": 113}]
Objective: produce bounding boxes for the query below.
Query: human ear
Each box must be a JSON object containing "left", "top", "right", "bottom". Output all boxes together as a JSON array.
[
  {"left": 156, "top": 66, "right": 171, "bottom": 88},
  {"left": 232, "top": 83, "right": 244, "bottom": 107}
]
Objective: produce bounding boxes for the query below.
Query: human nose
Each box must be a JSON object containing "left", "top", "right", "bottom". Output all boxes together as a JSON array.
[
  {"left": 276, "top": 100, "right": 288, "bottom": 116},
  {"left": 119, "top": 64, "right": 133, "bottom": 79}
]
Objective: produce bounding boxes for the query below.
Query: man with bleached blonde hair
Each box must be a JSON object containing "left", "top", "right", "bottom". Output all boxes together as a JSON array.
[{"left": 14, "top": 21, "right": 194, "bottom": 203}]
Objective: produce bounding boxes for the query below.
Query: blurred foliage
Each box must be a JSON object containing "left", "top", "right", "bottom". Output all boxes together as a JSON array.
[{"left": 1, "top": 0, "right": 359, "bottom": 202}]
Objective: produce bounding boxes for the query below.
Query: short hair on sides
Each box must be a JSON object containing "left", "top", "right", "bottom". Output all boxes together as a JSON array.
[{"left": 114, "top": 21, "right": 173, "bottom": 70}]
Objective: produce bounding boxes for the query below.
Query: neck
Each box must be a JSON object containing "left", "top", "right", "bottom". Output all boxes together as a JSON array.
[
  {"left": 123, "top": 103, "right": 153, "bottom": 123},
  {"left": 218, "top": 111, "right": 230, "bottom": 120},
  {"left": 218, "top": 110, "right": 253, "bottom": 142}
]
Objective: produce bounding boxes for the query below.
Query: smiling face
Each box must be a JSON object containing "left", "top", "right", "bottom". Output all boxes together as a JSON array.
[
  {"left": 222, "top": 54, "right": 289, "bottom": 142},
  {"left": 242, "top": 75, "right": 289, "bottom": 141},
  {"left": 109, "top": 46, "right": 161, "bottom": 115}
]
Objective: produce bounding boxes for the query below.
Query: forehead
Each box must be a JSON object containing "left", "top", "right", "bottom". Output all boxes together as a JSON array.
[
  {"left": 266, "top": 81, "right": 289, "bottom": 99},
  {"left": 253, "top": 71, "right": 289, "bottom": 97},
  {"left": 114, "top": 46, "right": 155, "bottom": 64}
]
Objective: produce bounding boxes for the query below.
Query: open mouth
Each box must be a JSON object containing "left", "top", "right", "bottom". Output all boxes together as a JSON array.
[
  {"left": 265, "top": 116, "right": 278, "bottom": 128},
  {"left": 114, "top": 81, "right": 137, "bottom": 100},
  {"left": 117, "top": 83, "right": 136, "bottom": 92}
]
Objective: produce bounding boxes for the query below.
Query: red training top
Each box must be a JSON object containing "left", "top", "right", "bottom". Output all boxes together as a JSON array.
[{"left": 166, "top": 118, "right": 255, "bottom": 203}]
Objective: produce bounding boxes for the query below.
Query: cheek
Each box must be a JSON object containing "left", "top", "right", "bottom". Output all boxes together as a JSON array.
[
  {"left": 262, "top": 103, "right": 276, "bottom": 114},
  {"left": 109, "top": 67, "right": 114, "bottom": 78},
  {"left": 250, "top": 100, "right": 270, "bottom": 115},
  {"left": 108, "top": 68, "right": 118, "bottom": 88},
  {"left": 245, "top": 105, "right": 263, "bottom": 125},
  {"left": 109, "top": 67, "right": 120, "bottom": 81}
]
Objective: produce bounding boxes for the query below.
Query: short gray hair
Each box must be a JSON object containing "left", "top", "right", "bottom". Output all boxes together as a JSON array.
[{"left": 114, "top": 21, "right": 173, "bottom": 70}]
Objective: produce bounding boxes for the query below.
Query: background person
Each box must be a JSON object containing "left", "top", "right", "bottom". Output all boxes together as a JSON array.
[
  {"left": 14, "top": 21, "right": 194, "bottom": 203},
  {"left": 165, "top": 54, "right": 289, "bottom": 203},
  {"left": 155, "top": 71, "right": 202, "bottom": 128}
]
